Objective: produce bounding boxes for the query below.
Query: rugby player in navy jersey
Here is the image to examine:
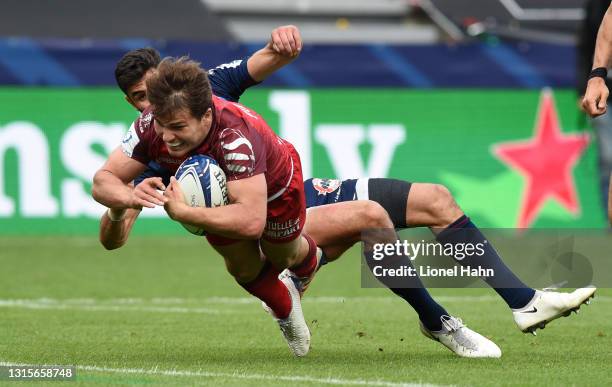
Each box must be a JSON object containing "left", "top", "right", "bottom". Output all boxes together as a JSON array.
[{"left": 98, "top": 26, "right": 595, "bottom": 358}]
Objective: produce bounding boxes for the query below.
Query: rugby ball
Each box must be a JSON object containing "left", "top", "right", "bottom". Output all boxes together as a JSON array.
[{"left": 175, "top": 155, "right": 229, "bottom": 235}]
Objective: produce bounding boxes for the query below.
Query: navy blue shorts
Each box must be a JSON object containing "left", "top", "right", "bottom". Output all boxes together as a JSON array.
[
  {"left": 304, "top": 178, "right": 411, "bottom": 228},
  {"left": 134, "top": 162, "right": 172, "bottom": 187}
]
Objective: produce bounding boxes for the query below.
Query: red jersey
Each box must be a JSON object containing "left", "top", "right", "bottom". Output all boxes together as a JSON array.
[{"left": 122, "top": 95, "right": 295, "bottom": 200}]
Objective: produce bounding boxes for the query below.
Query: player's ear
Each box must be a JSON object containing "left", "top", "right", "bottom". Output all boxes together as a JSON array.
[{"left": 201, "top": 108, "right": 212, "bottom": 125}]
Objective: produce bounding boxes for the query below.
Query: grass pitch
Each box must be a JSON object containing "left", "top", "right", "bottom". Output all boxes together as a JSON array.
[{"left": 0, "top": 236, "right": 609, "bottom": 386}]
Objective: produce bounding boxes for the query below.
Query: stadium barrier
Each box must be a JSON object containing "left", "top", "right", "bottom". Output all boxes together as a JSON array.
[{"left": 0, "top": 88, "right": 604, "bottom": 235}]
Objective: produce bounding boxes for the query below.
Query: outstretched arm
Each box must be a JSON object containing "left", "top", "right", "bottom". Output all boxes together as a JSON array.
[
  {"left": 247, "top": 25, "right": 302, "bottom": 82},
  {"left": 208, "top": 25, "right": 303, "bottom": 102},
  {"left": 582, "top": 5, "right": 612, "bottom": 117}
]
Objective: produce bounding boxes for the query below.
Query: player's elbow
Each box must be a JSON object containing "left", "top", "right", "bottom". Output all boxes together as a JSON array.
[
  {"left": 99, "top": 227, "right": 128, "bottom": 251},
  {"left": 100, "top": 237, "right": 126, "bottom": 251},
  {"left": 91, "top": 169, "right": 106, "bottom": 202}
]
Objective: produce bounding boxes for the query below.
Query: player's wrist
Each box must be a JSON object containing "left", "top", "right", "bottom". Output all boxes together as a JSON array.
[
  {"left": 589, "top": 67, "right": 608, "bottom": 80},
  {"left": 166, "top": 201, "right": 188, "bottom": 222},
  {"left": 107, "top": 208, "right": 127, "bottom": 222}
]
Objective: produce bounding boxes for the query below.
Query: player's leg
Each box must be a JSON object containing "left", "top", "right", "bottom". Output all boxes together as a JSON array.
[
  {"left": 367, "top": 179, "right": 535, "bottom": 308},
  {"left": 405, "top": 182, "right": 596, "bottom": 334},
  {"left": 242, "top": 148, "right": 315, "bottom": 356},
  {"left": 305, "top": 200, "right": 451, "bottom": 328},
  {"left": 303, "top": 201, "right": 381, "bottom": 260},
  {"left": 208, "top": 237, "right": 310, "bottom": 356},
  {"left": 405, "top": 183, "right": 532, "bottom": 302},
  {"left": 592, "top": 110, "right": 612, "bottom": 214},
  {"left": 302, "top": 199, "right": 501, "bottom": 357},
  {"left": 608, "top": 171, "right": 612, "bottom": 224},
  {"left": 260, "top": 149, "right": 322, "bottom": 292},
  {"left": 252, "top": 234, "right": 315, "bottom": 357}
]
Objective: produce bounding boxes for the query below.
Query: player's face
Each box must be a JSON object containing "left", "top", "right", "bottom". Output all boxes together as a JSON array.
[
  {"left": 154, "top": 108, "right": 213, "bottom": 157},
  {"left": 125, "top": 69, "right": 155, "bottom": 112}
]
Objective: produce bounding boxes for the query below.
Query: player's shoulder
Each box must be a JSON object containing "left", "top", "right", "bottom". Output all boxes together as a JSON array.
[
  {"left": 208, "top": 59, "right": 244, "bottom": 76},
  {"left": 217, "top": 126, "right": 258, "bottom": 178},
  {"left": 214, "top": 95, "right": 261, "bottom": 128},
  {"left": 122, "top": 108, "right": 155, "bottom": 158}
]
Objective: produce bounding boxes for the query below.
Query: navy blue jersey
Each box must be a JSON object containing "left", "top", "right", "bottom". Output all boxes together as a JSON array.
[
  {"left": 135, "top": 57, "right": 258, "bottom": 186},
  {"left": 208, "top": 57, "right": 259, "bottom": 103},
  {"left": 304, "top": 178, "right": 361, "bottom": 208}
]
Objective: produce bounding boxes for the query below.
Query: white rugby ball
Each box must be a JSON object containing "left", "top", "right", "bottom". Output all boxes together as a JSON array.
[{"left": 175, "top": 155, "right": 229, "bottom": 235}]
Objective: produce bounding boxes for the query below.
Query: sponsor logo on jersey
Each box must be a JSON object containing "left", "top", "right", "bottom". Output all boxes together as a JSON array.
[
  {"left": 138, "top": 112, "right": 153, "bottom": 133},
  {"left": 265, "top": 217, "right": 301, "bottom": 239},
  {"left": 220, "top": 128, "right": 256, "bottom": 176},
  {"left": 157, "top": 156, "right": 183, "bottom": 165},
  {"left": 212, "top": 59, "right": 242, "bottom": 71},
  {"left": 233, "top": 102, "right": 258, "bottom": 119},
  {"left": 312, "top": 178, "right": 341, "bottom": 195}
]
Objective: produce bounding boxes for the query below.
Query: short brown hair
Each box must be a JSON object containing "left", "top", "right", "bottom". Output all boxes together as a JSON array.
[{"left": 146, "top": 56, "right": 212, "bottom": 121}]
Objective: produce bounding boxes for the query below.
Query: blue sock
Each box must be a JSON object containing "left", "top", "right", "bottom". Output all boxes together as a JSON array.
[
  {"left": 436, "top": 215, "right": 536, "bottom": 309},
  {"left": 319, "top": 251, "right": 329, "bottom": 267},
  {"left": 390, "top": 287, "right": 448, "bottom": 331},
  {"left": 363, "top": 249, "right": 448, "bottom": 331}
]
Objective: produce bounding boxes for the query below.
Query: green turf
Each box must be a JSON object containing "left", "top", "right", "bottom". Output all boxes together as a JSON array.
[{"left": 0, "top": 236, "right": 609, "bottom": 386}]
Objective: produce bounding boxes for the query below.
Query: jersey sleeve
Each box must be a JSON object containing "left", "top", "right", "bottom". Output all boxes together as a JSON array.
[
  {"left": 218, "top": 126, "right": 267, "bottom": 181},
  {"left": 208, "top": 57, "right": 260, "bottom": 103},
  {"left": 121, "top": 111, "right": 153, "bottom": 165}
]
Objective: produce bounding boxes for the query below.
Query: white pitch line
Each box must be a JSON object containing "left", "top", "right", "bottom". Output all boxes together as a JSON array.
[
  {"left": 0, "top": 361, "right": 449, "bottom": 387},
  {"left": 1, "top": 295, "right": 609, "bottom": 305},
  {"left": 0, "top": 300, "right": 231, "bottom": 315},
  {"left": 0, "top": 295, "right": 608, "bottom": 315}
]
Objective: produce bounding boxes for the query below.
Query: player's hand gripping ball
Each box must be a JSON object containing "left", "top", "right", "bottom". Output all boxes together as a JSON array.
[{"left": 174, "top": 155, "right": 229, "bottom": 235}]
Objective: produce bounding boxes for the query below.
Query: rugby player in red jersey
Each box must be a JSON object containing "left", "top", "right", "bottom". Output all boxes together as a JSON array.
[
  {"left": 93, "top": 57, "right": 318, "bottom": 357},
  {"left": 101, "top": 25, "right": 303, "bottom": 248}
]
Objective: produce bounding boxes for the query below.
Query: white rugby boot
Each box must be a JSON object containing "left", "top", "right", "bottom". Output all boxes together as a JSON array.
[
  {"left": 513, "top": 287, "right": 596, "bottom": 335},
  {"left": 420, "top": 315, "right": 502, "bottom": 358},
  {"left": 280, "top": 247, "right": 324, "bottom": 297},
  {"left": 269, "top": 275, "right": 311, "bottom": 357}
]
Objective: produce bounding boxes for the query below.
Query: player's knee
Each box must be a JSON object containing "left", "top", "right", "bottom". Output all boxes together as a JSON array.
[
  {"left": 427, "top": 184, "right": 462, "bottom": 222},
  {"left": 360, "top": 201, "right": 393, "bottom": 229},
  {"left": 224, "top": 260, "right": 260, "bottom": 283}
]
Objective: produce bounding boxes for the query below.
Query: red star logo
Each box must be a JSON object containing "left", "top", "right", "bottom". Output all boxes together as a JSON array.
[{"left": 492, "top": 89, "right": 590, "bottom": 228}]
